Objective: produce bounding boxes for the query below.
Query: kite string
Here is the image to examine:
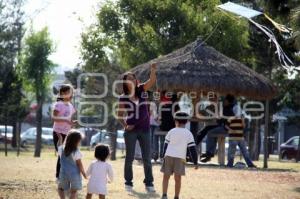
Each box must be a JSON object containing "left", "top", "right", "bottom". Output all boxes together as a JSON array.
[{"left": 156, "top": 15, "right": 222, "bottom": 64}]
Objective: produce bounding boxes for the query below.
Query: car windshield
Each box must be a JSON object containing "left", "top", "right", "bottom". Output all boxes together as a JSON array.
[
  {"left": 0, "top": 126, "right": 13, "bottom": 134},
  {"left": 292, "top": 138, "right": 299, "bottom": 146},
  {"left": 287, "top": 137, "right": 300, "bottom": 146},
  {"left": 42, "top": 129, "right": 52, "bottom": 135}
]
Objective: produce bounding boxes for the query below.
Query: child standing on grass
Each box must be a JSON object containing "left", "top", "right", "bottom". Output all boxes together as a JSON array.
[
  {"left": 52, "top": 84, "right": 77, "bottom": 179},
  {"left": 86, "top": 144, "right": 114, "bottom": 199},
  {"left": 161, "top": 112, "right": 198, "bottom": 199},
  {"left": 226, "top": 106, "right": 256, "bottom": 168},
  {"left": 57, "top": 130, "right": 87, "bottom": 199}
]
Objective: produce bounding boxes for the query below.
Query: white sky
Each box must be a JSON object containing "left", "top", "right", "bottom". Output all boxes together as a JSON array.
[{"left": 24, "top": 0, "right": 102, "bottom": 74}]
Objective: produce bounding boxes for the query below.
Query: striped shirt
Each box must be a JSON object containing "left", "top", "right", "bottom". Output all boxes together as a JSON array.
[{"left": 228, "top": 117, "right": 244, "bottom": 140}]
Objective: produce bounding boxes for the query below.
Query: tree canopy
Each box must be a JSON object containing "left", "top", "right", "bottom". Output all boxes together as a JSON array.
[{"left": 81, "top": 0, "right": 250, "bottom": 70}]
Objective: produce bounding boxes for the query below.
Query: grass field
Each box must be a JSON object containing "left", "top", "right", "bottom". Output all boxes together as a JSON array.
[{"left": 0, "top": 148, "right": 300, "bottom": 199}]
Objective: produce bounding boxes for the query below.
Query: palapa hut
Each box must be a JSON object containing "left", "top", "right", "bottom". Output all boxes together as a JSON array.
[
  {"left": 129, "top": 39, "right": 276, "bottom": 100},
  {"left": 125, "top": 39, "right": 277, "bottom": 168}
]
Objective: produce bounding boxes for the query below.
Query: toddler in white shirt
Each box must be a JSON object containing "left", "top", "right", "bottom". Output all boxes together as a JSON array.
[{"left": 86, "top": 144, "right": 113, "bottom": 199}]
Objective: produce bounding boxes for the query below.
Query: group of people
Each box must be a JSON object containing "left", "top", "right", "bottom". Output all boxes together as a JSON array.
[
  {"left": 52, "top": 85, "right": 113, "bottom": 199},
  {"left": 196, "top": 94, "right": 256, "bottom": 168},
  {"left": 52, "top": 63, "right": 256, "bottom": 199}
]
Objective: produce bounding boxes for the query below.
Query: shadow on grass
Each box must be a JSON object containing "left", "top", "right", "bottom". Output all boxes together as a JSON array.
[
  {"left": 183, "top": 162, "right": 299, "bottom": 173},
  {"left": 131, "top": 190, "right": 160, "bottom": 199},
  {"left": 293, "top": 187, "right": 300, "bottom": 193}
]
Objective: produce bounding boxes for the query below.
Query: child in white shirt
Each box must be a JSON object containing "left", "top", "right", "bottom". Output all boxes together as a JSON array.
[
  {"left": 161, "top": 112, "right": 198, "bottom": 199},
  {"left": 86, "top": 144, "right": 113, "bottom": 199}
]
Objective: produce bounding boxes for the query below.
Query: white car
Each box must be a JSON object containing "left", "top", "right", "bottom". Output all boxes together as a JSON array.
[
  {"left": 90, "top": 129, "right": 125, "bottom": 151},
  {"left": 0, "top": 125, "right": 13, "bottom": 143},
  {"left": 21, "top": 127, "right": 53, "bottom": 146}
]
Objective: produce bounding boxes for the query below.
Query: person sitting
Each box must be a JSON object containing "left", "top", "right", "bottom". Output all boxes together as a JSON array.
[{"left": 198, "top": 94, "right": 236, "bottom": 163}]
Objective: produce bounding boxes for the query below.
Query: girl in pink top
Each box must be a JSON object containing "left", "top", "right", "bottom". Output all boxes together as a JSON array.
[{"left": 52, "top": 84, "right": 76, "bottom": 179}]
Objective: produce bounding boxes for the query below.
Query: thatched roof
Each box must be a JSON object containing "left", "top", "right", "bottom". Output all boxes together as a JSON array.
[{"left": 128, "top": 39, "right": 277, "bottom": 100}]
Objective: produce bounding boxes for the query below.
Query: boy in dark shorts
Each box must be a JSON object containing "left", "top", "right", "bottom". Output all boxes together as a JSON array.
[{"left": 161, "top": 112, "right": 198, "bottom": 199}]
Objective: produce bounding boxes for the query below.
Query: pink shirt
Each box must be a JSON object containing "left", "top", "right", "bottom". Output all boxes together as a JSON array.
[{"left": 53, "top": 101, "right": 76, "bottom": 135}]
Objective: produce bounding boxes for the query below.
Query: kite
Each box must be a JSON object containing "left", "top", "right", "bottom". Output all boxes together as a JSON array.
[{"left": 217, "top": 2, "right": 300, "bottom": 79}]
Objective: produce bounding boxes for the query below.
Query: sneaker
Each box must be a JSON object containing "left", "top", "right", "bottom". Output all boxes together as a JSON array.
[
  {"left": 200, "top": 156, "right": 211, "bottom": 163},
  {"left": 146, "top": 186, "right": 156, "bottom": 193},
  {"left": 200, "top": 153, "right": 208, "bottom": 158},
  {"left": 125, "top": 185, "right": 133, "bottom": 193},
  {"left": 161, "top": 196, "right": 168, "bottom": 199}
]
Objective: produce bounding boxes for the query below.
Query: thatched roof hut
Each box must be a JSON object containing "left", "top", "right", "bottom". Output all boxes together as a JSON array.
[{"left": 129, "top": 39, "right": 277, "bottom": 100}]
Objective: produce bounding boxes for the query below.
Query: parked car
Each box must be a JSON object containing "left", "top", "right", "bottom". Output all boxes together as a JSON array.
[
  {"left": 90, "top": 129, "right": 125, "bottom": 150},
  {"left": 0, "top": 125, "right": 13, "bottom": 143},
  {"left": 280, "top": 136, "right": 300, "bottom": 160},
  {"left": 90, "top": 130, "right": 111, "bottom": 147},
  {"left": 21, "top": 127, "right": 54, "bottom": 146}
]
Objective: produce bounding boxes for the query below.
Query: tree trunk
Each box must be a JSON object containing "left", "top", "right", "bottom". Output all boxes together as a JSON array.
[
  {"left": 108, "top": 118, "right": 118, "bottom": 161},
  {"left": 4, "top": 124, "right": 8, "bottom": 157},
  {"left": 34, "top": 99, "right": 43, "bottom": 157},
  {"left": 11, "top": 122, "right": 17, "bottom": 148},
  {"left": 4, "top": 108, "right": 8, "bottom": 156},
  {"left": 17, "top": 122, "right": 21, "bottom": 156}
]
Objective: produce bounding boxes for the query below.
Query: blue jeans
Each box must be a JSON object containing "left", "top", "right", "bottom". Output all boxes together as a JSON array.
[
  {"left": 227, "top": 139, "right": 254, "bottom": 167},
  {"left": 206, "top": 126, "right": 227, "bottom": 156},
  {"left": 150, "top": 125, "right": 157, "bottom": 153},
  {"left": 154, "top": 135, "right": 165, "bottom": 159},
  {"left": 124, "top": 129, "right": 154, "bottom": 187}
]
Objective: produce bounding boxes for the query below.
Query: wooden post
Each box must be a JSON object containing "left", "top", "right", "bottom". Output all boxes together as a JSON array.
[
  {"left": 217, "top": 136, "right": 225, "bottom": 166},
  {"left": 263, "top": 100, "right": 269, "bottom": 168},
  {"left": 17, "top": 122, "right": 21, "bottom": 157}
]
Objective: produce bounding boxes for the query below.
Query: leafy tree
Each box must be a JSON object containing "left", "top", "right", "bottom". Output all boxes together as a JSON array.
[
  {"left": 65, "top": 68, "right": 83, "bottom": 89},
  {"left": 18, "top": 27, "right": 55, "bottom": 157},
  {"left": 82, "top": 0, "right": 250, "bottom": 69},
  {"left": 0, "top": 0, "right": 28, "bottom": 148}
]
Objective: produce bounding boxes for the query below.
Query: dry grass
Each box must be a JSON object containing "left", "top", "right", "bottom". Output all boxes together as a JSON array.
[{"left": 0, "top": 149, "right": 299, "bottom": 199}]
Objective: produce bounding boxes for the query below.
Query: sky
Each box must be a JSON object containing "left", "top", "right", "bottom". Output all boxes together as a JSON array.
[{"left": 24, "top": 0, "right": 102, "bottom": 74}]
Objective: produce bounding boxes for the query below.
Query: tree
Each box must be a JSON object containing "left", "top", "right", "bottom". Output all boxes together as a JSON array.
[
  {"left": 85, "top": 0, "right": 250, "bottom": 69},
  {"left": 18, "top": 27, "right": 55, "bottom": 157},
  {"left": 0, "top": 0, "right": 28, "bottom": 150}
]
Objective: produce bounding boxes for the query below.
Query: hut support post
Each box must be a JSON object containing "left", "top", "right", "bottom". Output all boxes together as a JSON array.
[
  {"left": 217, "top": 136, "right": 225, "bottom": 166},
  {"left": 263, "top": 100, "right": 270, "bottom": 169}
]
